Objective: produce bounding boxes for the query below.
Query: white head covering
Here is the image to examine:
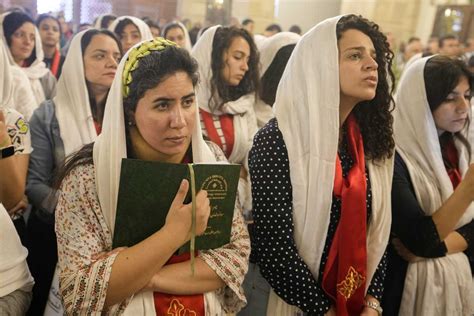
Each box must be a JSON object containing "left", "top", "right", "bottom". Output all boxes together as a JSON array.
[
  {"left": 258, "top": 31, "right": 300, "bottom": 76},
  {"left": 393, "top": 56, "right": 474, "bottom": 315},
  {"left": 54, "top": 30, "right": 102, "bottom": 156},
  {"left": 253, "top": 34, "right": 266, "bottom": 49},
  {"left": 108, "top": 16, "right": 153, "bottom": 46},
  {"left": 93, "top": 39, "right": 216, "bottom": 314},
  {"left": 164, "top": 21, "right": 192, "bottom": 52},
  {"left": 0, "top": 12, "right": 50, "bottom": 105},
  {"left": 0, "top": 203, "right": 34, "bottom": 297},
  {"left": 268, "top": 15, "right": 393, "bottom": 314},
  {"left": 0, "top": 37, "right": 13, "bottom": 109},
  {"left": 93, "top": 14, "right": 115, "bottom": 29}
]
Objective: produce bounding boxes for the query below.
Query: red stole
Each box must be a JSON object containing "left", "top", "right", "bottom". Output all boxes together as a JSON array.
[
  {"left": 200, "top": 109, "right": 234, "bottom": 158},
  {"left": 322, "top": 114, "right": 367, "bottom": 316},
  {"left": 153, "top": 253, "right": 205, "bottom": 316},
  {"left": 443, "top": 137, "right": 462, "bottom": 189},
  {"left": 153, "top": 152, "right": 204, "bottom": 315},
  {"left": 94, "top": 121, "right": 102, "bottom": 135},
  {"left": 50, "top": 49, "right": 61, "bottom": 78}
]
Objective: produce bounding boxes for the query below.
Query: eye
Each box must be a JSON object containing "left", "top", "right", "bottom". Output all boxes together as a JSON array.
[
  {"left": 464, "top": 94, "right": 472, "bottom": 101},
  {"left": 183, "top": 97, "right": 195, "bottom": 108},
  {"left": 155, "top": 102, "right": 169, "bottom": 111},
  {"left": 348, "top": 53, "right": 361, "bottom": 60},
  {"left": 95, "top": 54, "right": 105, "bottom": 60}
]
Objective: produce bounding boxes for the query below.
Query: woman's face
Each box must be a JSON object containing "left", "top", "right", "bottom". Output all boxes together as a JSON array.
[
  {"left": 150, "top": 26, "right": 160, "bottom": 38},
  {"left": 38, "top": 18, "right": 61, "bottom": 48},
  {"left": 165, "top": 27, "right": 185, "bottom": 48},
  {"left": 432, "top": 76, "right": 471, "bottom": 133},
  {"left": 83, "top": 34, "right": 121, "bottom": 90},
  {"left": 221, "top": 36, "right": 250, "bottom": 86},
  {"left": 338, "top": 29, "right": 379, "bottom": 107},
  {"left": 132, "top": 71, "right": 196, "bottom": 161},
  {"left": 9, "top": 22, "right": 35, "bottom": 64},
  {"left": 120, "top": 23, "right": 141, "bottom": 53}
]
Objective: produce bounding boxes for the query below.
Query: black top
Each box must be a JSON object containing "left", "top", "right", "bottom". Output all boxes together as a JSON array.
[
  {"left": 43, "top": 55, "right": 65, "bottom": 79},
  {"left": 248, "top": 118, "right": 387, "bottom": 315},
  {"left": 382, "top": 152, "right": 474, "bottom": 315}
]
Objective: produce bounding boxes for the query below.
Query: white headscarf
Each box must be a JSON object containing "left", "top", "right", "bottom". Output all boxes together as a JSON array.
[
  {"left": 93, "top": 39, "right": 217, "bottom": 314},
  {"left": 164, "top": 21, "right": 192, "bottom": 52},
  {"left": 394, "top": 56, "right": 474, "bottom": 315},
  {"left": 0, "top": 12, "right": 51, "bottom": 105},
  {"left": 255, "top": 32, "right": 300, "bottom": 128},
  {"left": 268, "top": 15, "right": 393, "bottom": 314},
  {"left": 109, "top": 16, "right": 153, "bottom": 47},
  {"left": 54, "top": 30, "right": 100, "bottom": 156},
  {"left": 0, "top": 203, "right": 34, "bottom": 297},
  {"left": 93, "top": 14, "right": 115, "bottom": 29},
  {"left": 192, "top": 25, "right": 258, "bottom": 210},
  {"left": 0, "top": 36, "right": 13, "bottom": 109}
]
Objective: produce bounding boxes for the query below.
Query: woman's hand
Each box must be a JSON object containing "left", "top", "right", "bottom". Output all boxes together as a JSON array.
[
  {"left": 8, "top": 195, "right": 28, "bottom": 219},
  {"left": 164, "top": 179, "right": 211, "bottom": 245},
  {"left": 360, "top": 306, "right": 379, "bottom": 316},
  {"left": 392, "top": 238, "right": 424, "bottom": 263}
]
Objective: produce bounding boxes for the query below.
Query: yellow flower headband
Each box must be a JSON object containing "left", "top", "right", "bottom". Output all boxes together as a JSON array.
[{"left": 122, "top": 37, "right": 177, "bottom": 97}]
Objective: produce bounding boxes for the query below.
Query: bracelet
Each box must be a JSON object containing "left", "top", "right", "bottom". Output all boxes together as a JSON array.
[{"left": 365, "top": 299, "right": 383, "bottom": 315}]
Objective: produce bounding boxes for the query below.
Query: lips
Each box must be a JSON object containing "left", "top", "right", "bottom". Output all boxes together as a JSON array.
[
  {"left": 364, "top": 75, "right": 378, "bottom": 85},
  {"left": 166, "top": 136, "right": 186, "bottom": 144}
]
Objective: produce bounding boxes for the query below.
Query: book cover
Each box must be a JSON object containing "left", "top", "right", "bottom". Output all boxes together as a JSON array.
[{"left": 112, "top": 159, "right": 240, "bottom": 252}]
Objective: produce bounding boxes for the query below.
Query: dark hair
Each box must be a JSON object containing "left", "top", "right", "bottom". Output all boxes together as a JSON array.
[
  {"left": 439, "top": 34, "right": 458, "bottom": 48},
  {"left": 55, "top": 45, "right": 199, "bottom": 188},
  {"left": 209, "top": 26, "right": 259, "bottom": 111},
  {"left": 336, "top": 14, "right": 395, "bottom": 161},
  {"left": 424, "top": 55, "right": 473, "bottom": 163},
  {"left": 145, "top": 20, "right": 160, "bottom": 34},
  {"left": 163, "top": 22, "right": 184, "bottom": 39},
  {"left": 3, "top": 11, "right": 36, "bottom": 66},
  {"left": 468, "top": 55, "right": 474, "bottom": 69},
  {"left": 242, "top": 19, "right": 254, "bottom": 26},
  {"left": 289, "top": 25, "right": 302, "bottom": 35},
  {"left": 265, "top": 23, "right": 282, "bottom": 33},
  {"left": 114, "top": 18, "right": 137, "bottom": 38},
  {"left": 99, "top": 14, "right": 117, "bottom": 29},
  {"left": 259, "top": 44, "right": 295, "bottom": 105},
  {"left": 81, "top": 29, "right": 123, "bottom": 125},
  {"left": 36, "top": 14, "right": 62, "bottom": 34}
]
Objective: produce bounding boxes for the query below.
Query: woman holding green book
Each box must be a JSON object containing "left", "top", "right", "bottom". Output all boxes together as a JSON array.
[{"left": 54, "top": 38, "right": 250, "bottom": 315}]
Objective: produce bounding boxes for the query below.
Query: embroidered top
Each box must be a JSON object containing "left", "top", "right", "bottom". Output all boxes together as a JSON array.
[{"left": 55, "top": 142, "right": 251, "bottom": 315}]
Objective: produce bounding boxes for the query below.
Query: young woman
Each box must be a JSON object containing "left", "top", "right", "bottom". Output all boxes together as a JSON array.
[
  {"left": 109, "top": 16, "right": 153, "bottom": 53},
  {"left": 163, "top": 22, "right": 192, "bottom": 51},
  {"left": 192, "top": 25, "right": 259, "bottom": 212},
  {"left": 55, "top": 38, "right": 249, "bottom": 315},
  {"left": 383, "top": 55, "right": 474, "bottom": 315},
  {"left": 254, "top": 31, "right": 300, "bottom": 128},
  {"left": 249, "top": 15, "right": 395, "bottom": 315},
  {"left": 1, "top": 11, "right": 56, "bottom": 107},
  {"left": 25, "top": 29, "right": 122, "bottom": 314},
  {"left": 36, "top": 14, "right": 65, "bottom": 79}
]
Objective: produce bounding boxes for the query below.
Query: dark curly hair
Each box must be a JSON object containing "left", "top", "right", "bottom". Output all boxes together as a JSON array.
[
  {"left": 336, "top": 14, "right": 395, "bottom": 162},
  {"left": 259, "top": 44, "right": 296, "bottom": 106},
  {"left": 209, "top": 26, "right": 259, "bottom": 112},
  {"left": 55, "top": 45, "right": 199, "bottom": 188},
  {"left": 424, "top": 55, "right": 473, "bottom": 164}
]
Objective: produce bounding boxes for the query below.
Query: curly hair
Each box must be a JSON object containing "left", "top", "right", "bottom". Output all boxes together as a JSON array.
[
  {"left": 424, "top": 55, "right": 473, "bottom": 163},
  {"left": 336, "top": 14, "right": 395, "bottom": 162},
  {"left": 209, "top": 26, "right": 259, "bottom": 111}
]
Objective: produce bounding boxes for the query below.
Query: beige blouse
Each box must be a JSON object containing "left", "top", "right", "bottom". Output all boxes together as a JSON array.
[{"left": 55, "top": 144, "right": 250, "bottom": 315}]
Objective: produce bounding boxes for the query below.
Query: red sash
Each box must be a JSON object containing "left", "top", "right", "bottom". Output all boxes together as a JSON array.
[
  {"left": 50, "top": 49, "right": 61, "bottom": 78},
  {"left": 443, "top": 137, "right": 462, "bottom": 189},
  {"left": 153, "top": 252, "right": 205, "bottom": 316},
  {"left": 200, "top": 109, "right": 234, "bottom": 158},
  {"left": 322, "top": 114, "right": 367, "bottom": 316}
]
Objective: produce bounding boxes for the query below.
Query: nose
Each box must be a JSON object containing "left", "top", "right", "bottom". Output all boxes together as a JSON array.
[
  {"left": 241, "top": 60, "right": 249, "bottom": 72},
  {"left": 457, "top": 96, "right": 471, "bottom": 113},
  {"left": 170, "top": 106, "right": 186, "bottom": 128},
  {"left": 106, "top": 55, "right": 118, "bottom": 69},
  {"left": 365, "top": 56, "right": 378, "bottom": 71}
]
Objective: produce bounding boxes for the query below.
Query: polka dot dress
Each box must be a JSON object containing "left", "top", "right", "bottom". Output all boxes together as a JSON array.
[{"left": 248, "top": 118, "right": 387, "bottom": 315}]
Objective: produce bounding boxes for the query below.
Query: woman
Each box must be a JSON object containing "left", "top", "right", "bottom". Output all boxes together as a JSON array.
[
  {"left": 163, "top": 21, "right": 192, "bottom": 51},
  {"left": 93, "top": 14, "right": 117, "bottom": 30},
  {"left": 192, "top": 26, "right": 259, "bottom": 212},
  {"left": 249, "top": 15, "right": 395, "bottom": 315},
  {"left": 25, "top": 28, "right": 121, "bottom": 315},
  {"left": 383, "top": 55, "right": 474, "bottom": 315},
  {"left": 55, "top": 38, "right": 250, "bottom": 315},
  {"left": 109, "top": 16, "right": 153, "bottom": 53},
  {"left": 36, "top": 14, "right": 65, "bottom": 79},
  {"left": 1, "top": 11, "right": 56, "bottom": 107},
  {"left": 255, "top": 31, "right": 300, "bottom": 128}
]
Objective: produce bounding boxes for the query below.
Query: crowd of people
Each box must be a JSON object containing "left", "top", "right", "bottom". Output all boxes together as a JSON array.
[{"left": 0, "top": 5, "right": 473, "bottom": 316}]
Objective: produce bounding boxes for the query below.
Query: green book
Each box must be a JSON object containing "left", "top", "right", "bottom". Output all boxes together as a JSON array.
[{"left": 112, "top": 158, "right": 240, "bottom": 252}]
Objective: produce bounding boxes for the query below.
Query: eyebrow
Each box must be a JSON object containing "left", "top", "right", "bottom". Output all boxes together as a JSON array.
[
  {"left": 152, "top": 92, "right": 195, "bottom": 103},
  {"left": 233, "top": 50, "right": 248, "bottom": 56},
  {"left": 92, "top": 49, "right": 108, "bottom": 54},
  {"left": 343, "top": 46, "right": 376, "bottom": 54}
]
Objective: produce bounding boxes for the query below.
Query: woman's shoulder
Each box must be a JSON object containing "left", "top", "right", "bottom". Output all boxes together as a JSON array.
[
  {"left": 252, "top": 118, "right": 285, "bottom": 149},
  {"left": 60, "top": 162, "right": 95, "bottom": 191}
]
